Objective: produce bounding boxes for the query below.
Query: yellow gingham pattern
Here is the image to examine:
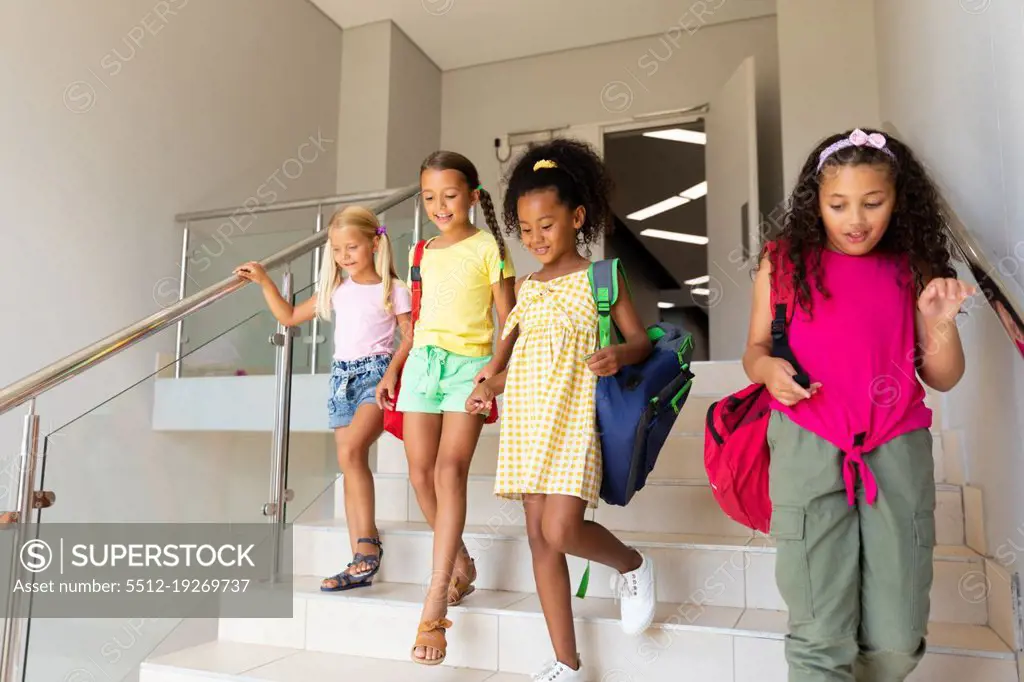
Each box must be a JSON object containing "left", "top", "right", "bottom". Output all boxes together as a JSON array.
[{"left": 494, "top": 269, "right": 602, "bottom": 508}]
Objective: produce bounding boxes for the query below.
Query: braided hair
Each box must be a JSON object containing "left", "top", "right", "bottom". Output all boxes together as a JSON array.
[{"left": 420, "top": 151, "right": 508, "bottom": 272}]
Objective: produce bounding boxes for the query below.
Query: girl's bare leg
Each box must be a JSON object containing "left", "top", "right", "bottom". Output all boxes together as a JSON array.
[
  {"left": 525, "top": 494, "right": 580, "bottom": 669},
  {"left": 413, "top": 412, "right": 483, "bottom": 662}
]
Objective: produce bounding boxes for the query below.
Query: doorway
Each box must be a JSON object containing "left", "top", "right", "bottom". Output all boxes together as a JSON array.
[{"left": 603, "top": 118, "right": 710, "bottom": 361}]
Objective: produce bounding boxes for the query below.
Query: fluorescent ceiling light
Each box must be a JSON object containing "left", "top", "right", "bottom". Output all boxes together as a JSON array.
[
  {"left": 626, "top": 195, "right": 689, "bottom": 221},
  {"left": 681, "top": 182, "right": 708, "bottom": 200},
  {"left": 626, "top": 183, "right": 708, "bottom": 222},
  {"left": 640, "top": 229, "right": 709, "bottom": 245},
  {"left": 691, "top": 288, "right": 711, "bottom": 296},
  {"left": 643, "top": 129, "right": 707, "bottom": 145},
  {"left": 684, "top": 275, "right": 710, "bottom": 286},
  {"left": 657, "top": 301, "right": 674, "bottom": 309}
]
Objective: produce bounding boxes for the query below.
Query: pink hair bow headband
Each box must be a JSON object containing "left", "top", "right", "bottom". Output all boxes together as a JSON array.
[{"left": 816, "top": 128, "right": 896, "bottom": 172}]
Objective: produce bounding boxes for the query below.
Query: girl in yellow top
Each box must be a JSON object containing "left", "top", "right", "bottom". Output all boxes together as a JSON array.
[
  {"left": 467, "top": 139, "right": 656, "bottom": 682},
  {"left": 390, "top": 151, "right": 517, "bottom": 665}
]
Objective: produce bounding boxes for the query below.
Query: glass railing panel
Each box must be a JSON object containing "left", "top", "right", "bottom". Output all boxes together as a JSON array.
[
  {"left": 19, "top": 305, "right": 300, "bottom": 682},
  {"left": 176, "top": 218, "right": 317, "bottom": 377}
]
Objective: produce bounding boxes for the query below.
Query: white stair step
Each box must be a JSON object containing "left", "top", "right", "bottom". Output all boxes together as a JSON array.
[
  {"left": 342, "top": 475, "right": 751, "bottom": 536},
  {"left": 335, "top": 469, "right": 966, "bottom": 544},
  {"left": 140, "top": 641, "right": 527, "bottom": 681},
  {"left": 212, "top": 580, "right": 1014, "bottom": 681},
  {"left": 293, "top": 520, "right": 986, "bottom": 623},
  {"left": 374, "top": 401, "right": 950, "bottom": 482}
]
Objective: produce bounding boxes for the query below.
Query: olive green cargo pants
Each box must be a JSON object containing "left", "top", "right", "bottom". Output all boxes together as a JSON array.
[{"left": 767, "top": 412, "right": 936, "bottom": 682}]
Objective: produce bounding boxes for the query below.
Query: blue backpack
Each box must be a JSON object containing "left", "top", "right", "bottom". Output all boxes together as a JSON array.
[
  {"left": 588, "top": 258, "right": 696, "bottom": 506},
  {"left": 575, "top": 258, "right": 696, "bottom": 598}
]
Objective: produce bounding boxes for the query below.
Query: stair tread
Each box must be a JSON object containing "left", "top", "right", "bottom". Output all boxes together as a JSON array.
[
  {"left": 143, "top": 641, "right": 526, "bottom": 681},
  {"left": 297, "top": 519, "right": 980, "bottom": 561},
  {"left": 287, "top": 578, "right": 1012, "bottom": 657}
]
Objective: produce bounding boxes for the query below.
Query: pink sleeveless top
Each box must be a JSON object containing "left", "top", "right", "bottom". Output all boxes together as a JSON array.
[{"left": 770, "top": 248, "right": 933, "bottom": 506}]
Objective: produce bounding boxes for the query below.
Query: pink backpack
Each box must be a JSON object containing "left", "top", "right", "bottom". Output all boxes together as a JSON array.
[{"left": 703, "top": 244, "right": 808, "bottom": 535}]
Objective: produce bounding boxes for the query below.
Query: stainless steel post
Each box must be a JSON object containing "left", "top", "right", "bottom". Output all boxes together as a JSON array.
[
  {"left": 268, "top": 271, "right": 294, "bottom": 582},
  {"left": 174, "top": 224, "right": 190, "bottom": 379},
  {"left": 1, "top": 400, "right": 40, "bottom": 682},
  {"left": 309, "top": 206, "right": 323, "bottom": 374}
]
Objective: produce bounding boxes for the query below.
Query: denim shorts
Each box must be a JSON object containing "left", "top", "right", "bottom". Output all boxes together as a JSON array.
[{"left": 328, "top": 354, "right": 392, "bottom": 429}]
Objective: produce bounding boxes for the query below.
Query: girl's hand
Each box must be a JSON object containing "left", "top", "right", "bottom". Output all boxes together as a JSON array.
[
  {"left": 465, "top": 380, "right": 495, "bottom": 416},
  {"left": 234, "top": 261, "right": 270, "bottom": 286},
  {"left": 376, "top": 371, "right": 398, "bottom": 411},
  {"left": 586, "top": 346, "right": 625, "bottom": 377},
  {"left": 473, "top": 360, "right": 500, "bottom": 386},
  {"left": 918, "top": 278, "right": 976, "bottom": 321},
  {"left": 761, "top": 357, "right": 821, "bottom": 407}
]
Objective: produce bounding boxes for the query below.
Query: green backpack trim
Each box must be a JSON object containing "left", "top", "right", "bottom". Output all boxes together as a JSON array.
[{"left": 587, "top": 258, "right": 631, "bottom": 350}]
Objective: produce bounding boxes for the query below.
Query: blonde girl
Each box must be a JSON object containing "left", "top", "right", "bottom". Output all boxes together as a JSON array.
[{"left": 235, "top": 205, "right": 413, "bottom": 591}]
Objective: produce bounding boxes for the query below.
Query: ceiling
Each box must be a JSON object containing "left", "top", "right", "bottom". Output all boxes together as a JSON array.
[
  {"left": 604, "top": 122, "right": 707, "bottom": 308},
  {"left": 307, "top": 0, "right": 777, "bottom": 70}
]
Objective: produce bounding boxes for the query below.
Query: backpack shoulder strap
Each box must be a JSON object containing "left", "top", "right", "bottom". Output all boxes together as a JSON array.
[
  {"left": 410, "top": 240, "right": 428, "bottom": 326},
  {"left": 588, "top": 258, "right": 625, "bottom": 349},
  {"left": 765, "top": 241, "right": 809, "bottom": 388}
]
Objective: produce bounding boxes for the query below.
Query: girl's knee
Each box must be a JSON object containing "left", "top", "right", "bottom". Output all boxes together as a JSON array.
[
  {"left": 526, "top": 522, "right": 550, "bottom": 554},
  {"left": 408, "top": 466, "right": 435, "bottom": 495},
  {"left": 336, "top": 445, "right": 369, "bottom": 474},
  {"left": 540, "top": 514, "right": 579, "bottom": 554},
  {"left": 434, "top": 457, "right": 469, "bottom": 490}
]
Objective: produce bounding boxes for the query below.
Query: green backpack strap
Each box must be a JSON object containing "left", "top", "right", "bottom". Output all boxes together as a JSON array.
[
  {"left": 588, "top": 258, "right": 628, "bottom": 349},
  {"left": 576, "top": 259, "right": 628, "bottom": 600}
]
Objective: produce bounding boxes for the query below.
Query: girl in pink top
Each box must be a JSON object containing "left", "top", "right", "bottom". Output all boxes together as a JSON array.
[
  {"left": 235, "top": 206, "right": 413, "bottom": 593},
  {"left": 743, "top": 128, "right": 974, "bottom": 681}
]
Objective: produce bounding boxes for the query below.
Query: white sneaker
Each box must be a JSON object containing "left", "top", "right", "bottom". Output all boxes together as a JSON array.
[
  {"left": 612, "top": 550, "right": 656, "bottom": 635},
  {"left": 531, "top": 656, "right": 588, "bottom": 681}
]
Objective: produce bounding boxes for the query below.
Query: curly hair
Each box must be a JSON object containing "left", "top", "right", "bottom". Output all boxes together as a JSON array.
[
  {"left": 760, "top": 127, "right": 957, "bottom": 314},
  {"left": 420, "top": 150, "right": 507, "bottom": 266},
  {"left": 501, "top": 138, "right": 615, "bottom": 253}
]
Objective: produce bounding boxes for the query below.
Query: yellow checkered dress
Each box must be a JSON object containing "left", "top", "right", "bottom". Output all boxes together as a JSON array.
[{"left": 494, "top": 269, "right": 602, "bottom": 508}]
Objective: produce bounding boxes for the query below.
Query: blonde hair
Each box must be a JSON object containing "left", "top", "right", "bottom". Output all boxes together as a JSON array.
[{"left": 314, "top": 206, "right": 400, "bottom": 321}]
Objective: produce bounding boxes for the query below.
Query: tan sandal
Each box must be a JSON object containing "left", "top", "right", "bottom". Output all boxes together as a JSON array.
[
  {"left": 410, "top": 617, "right": 452, "bottom": 666},
  {"left": 448, "top": 557, "right": 477, "bottom": 606}
]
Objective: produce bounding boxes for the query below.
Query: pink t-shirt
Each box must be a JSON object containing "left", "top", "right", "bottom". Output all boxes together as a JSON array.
[
  {"left": 770, "top": 248, "right": 932, "bottom": 507},
  {"left": 331, "top": 278, "right": 412, "bottom": 361}
]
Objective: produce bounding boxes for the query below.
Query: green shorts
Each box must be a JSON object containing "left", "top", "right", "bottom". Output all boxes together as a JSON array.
[{"left": 396, "top": 345, "right": 491, "bottom": 414}]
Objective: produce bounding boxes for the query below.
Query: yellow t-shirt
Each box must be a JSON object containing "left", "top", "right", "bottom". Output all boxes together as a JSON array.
[{"left": 410, "top": 230, "right": 516, "bottom": 357}]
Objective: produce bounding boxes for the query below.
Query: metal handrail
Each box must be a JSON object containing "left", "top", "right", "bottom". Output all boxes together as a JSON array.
[
  {"left": 174, "top": 187, "right": 401, "bottom": 223},
  {"left": 882, "top": 122, "right": 1024, "bottom": 356},
  {"left": 0, "top": 184, "right": 420, "bottom": 416}
]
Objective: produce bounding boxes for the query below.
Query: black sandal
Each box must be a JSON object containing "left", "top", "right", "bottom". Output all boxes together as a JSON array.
[{"left": 320, "top": 537, "right": 383, "bottom": 592}]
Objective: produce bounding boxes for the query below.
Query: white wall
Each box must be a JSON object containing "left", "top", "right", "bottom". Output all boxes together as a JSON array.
[
  {"left": 336, "top": 21, "right": 391, "bottom": 193},
  {"left": 776, "top": 0, "right": 881, "bottom": 192},
  {"left": 873, "top": 0, "right": 1024, "bottom": 569},
  {"left": 386, "top": 23, "right": 442, "bottom": 190},
  {"left": 0, "top": 0, "right": 342, "bottom": 677},
  {"left": 440, "top": 17, "right": 783, "bottom": 280}
]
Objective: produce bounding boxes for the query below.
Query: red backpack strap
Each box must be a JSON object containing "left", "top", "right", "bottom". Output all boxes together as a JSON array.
[{"left": 410, "top": 240, "right": 428, "bottom": 327}]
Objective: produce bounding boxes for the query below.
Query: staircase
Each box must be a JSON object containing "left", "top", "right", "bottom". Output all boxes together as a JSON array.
[{"left": 138, "top": 361, "right": 1019, "bottom": 682}]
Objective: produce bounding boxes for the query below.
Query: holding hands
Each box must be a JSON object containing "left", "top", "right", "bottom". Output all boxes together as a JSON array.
[{"left": 466, "top": 379, "right": 497, "bottom": 416}]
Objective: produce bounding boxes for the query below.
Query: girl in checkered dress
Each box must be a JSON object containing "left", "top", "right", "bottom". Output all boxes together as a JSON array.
[{"left": 466, "top": 139, "right": 657, "bottom": 682}]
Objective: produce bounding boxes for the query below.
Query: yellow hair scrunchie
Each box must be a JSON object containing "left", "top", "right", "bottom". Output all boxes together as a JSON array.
[{"left": 533, "top": 159, "right": 558, "bottom": 171}]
